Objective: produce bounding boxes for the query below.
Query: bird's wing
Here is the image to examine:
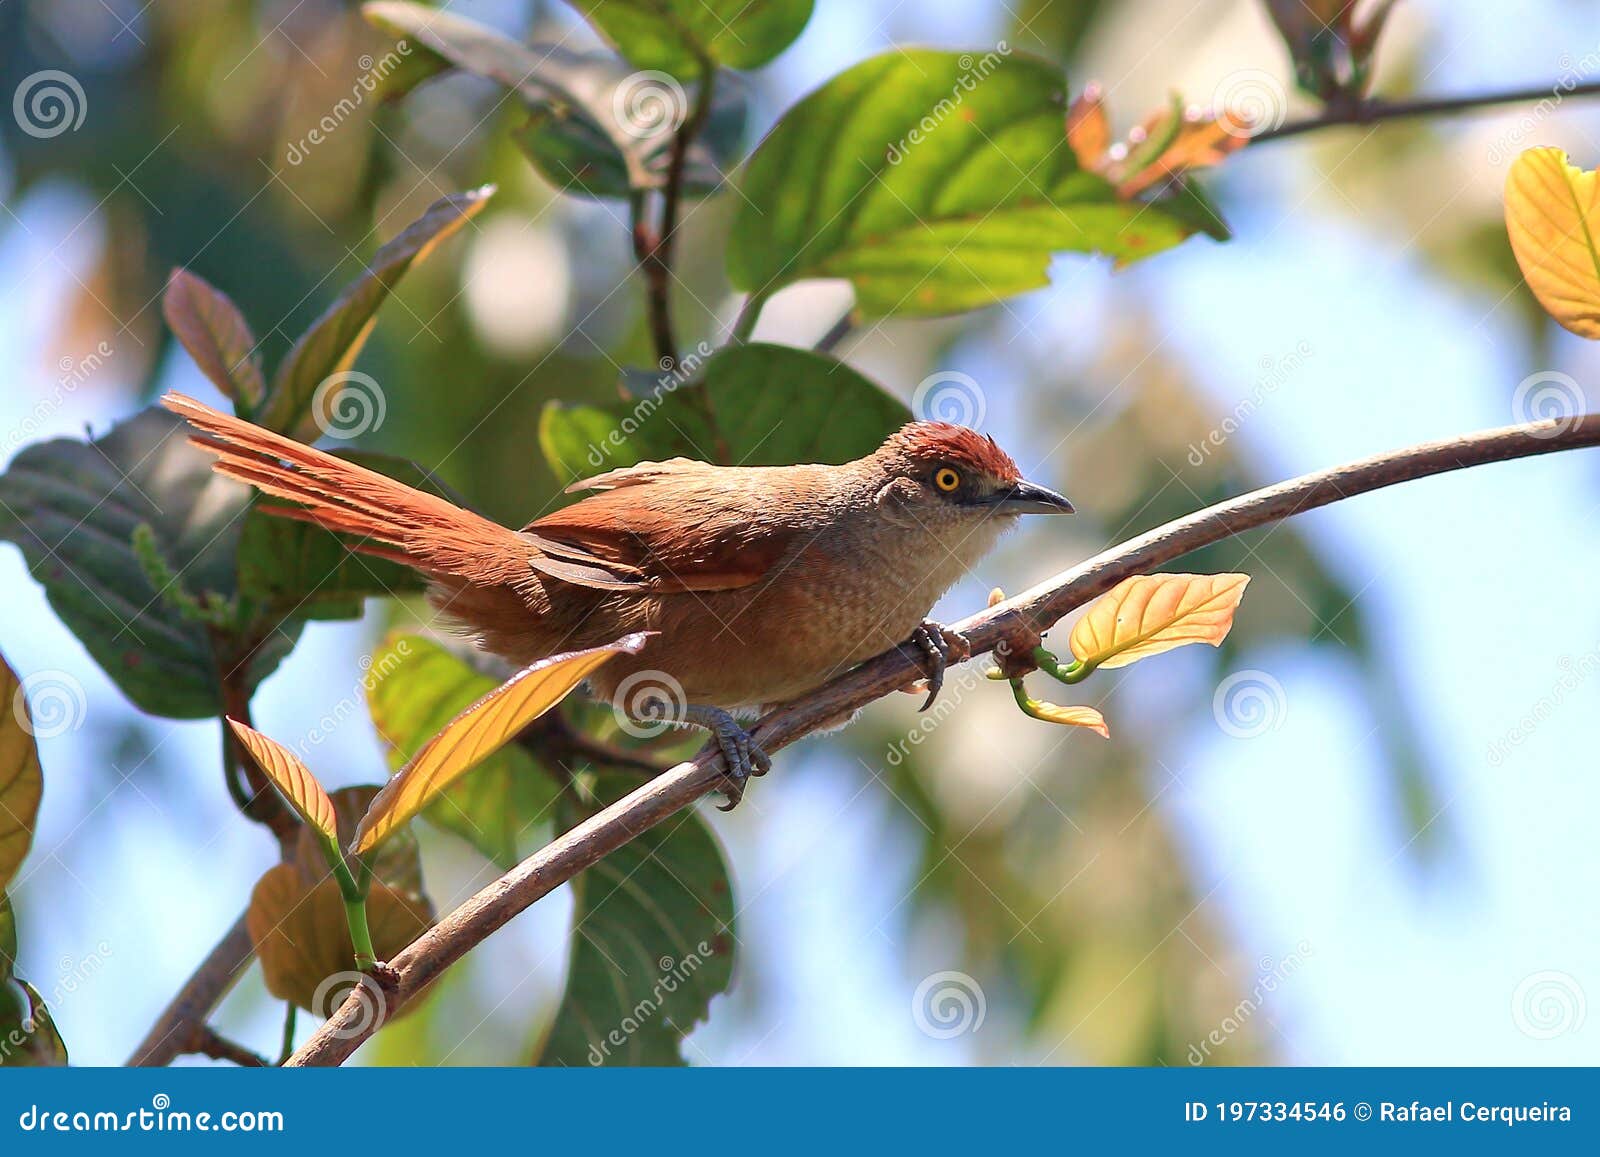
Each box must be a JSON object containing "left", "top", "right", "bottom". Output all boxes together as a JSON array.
[{"left": 524, "top": 465, "right": 803, "bottom": 594}]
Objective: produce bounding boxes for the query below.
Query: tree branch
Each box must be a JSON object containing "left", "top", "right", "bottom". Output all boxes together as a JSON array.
[
  {"left": 1257, "top": 79, "right": 1600, "bottom": 143},
  {"left": 287, "top": 412, "right": 1600, "bottom": 1065},
  {"left": 127, "top": 913, "right": 254, "bottom": 1066}
]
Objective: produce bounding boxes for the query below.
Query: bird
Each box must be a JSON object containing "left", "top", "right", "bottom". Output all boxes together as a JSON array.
[{"left": 163, "top": 391, "right": 1074, "bottom": 804}]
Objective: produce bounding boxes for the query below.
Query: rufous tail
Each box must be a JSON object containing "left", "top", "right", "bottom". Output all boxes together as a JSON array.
[{"left": 161, "top": 392, "right": 531, "bottom": 588}]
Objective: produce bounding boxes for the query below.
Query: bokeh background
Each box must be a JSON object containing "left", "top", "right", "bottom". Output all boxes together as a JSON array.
[{"left": 2, "top": 0, "right": 1598, "bottom": 1065}]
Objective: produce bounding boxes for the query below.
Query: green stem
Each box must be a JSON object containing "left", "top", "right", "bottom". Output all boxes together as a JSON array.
[
  {"left": 276, "top": 1003, "right": 297, "bottom": 1066},
  {"left": 318, "top": 836, "right": 378, "bottom": 971},
  {"left": 1031, "top": 646, "right": 1095, "bottom": 685},
  {"left": 730, "top": 289, "right": 769, "bottom": 344}
]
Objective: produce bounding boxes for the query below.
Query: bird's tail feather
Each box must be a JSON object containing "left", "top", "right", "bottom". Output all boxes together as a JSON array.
[{"left": 162, "top": 391, "right": 530, "bottom": 587}]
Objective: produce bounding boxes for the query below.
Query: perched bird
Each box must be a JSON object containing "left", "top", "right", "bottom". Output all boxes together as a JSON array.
[{"left": 164, "top": 392, "right": 1073, "bottom": 801}]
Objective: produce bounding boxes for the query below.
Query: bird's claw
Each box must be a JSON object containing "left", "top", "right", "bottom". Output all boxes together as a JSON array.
[
  {"left": 684, "top": 705, "right": 771, "bottom": 811},
  {"left": 909, "top": 620, "right": 970, "bottom": 711}
]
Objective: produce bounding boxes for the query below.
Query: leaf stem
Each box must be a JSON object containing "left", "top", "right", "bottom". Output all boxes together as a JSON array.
[{"left": 1032, "top": 646, "right": 1094, "bottom": 685}]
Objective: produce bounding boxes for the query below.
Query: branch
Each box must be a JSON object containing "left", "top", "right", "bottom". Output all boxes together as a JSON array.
[
  {"left": 1257, "top": 79, "right": 1600, "bottom": 143},
  {"left": 127, "top": 913, "right": 254, "bottom": 1066},
  {"left": 635, "top": 63, "right": 717, "bottom": 367},
  {"left": 288, "top": 412, "right": 1600, "bottom": 1065}
]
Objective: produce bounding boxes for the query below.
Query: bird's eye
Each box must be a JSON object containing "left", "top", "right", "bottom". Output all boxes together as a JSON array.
[{"left": 934, "top": 466, "right": 961, "bottom": 493}]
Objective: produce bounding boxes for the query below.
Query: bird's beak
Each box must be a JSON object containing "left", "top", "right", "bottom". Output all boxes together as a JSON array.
[{"left": 990, "top": 479, "right": 1075, "bottom": 515}]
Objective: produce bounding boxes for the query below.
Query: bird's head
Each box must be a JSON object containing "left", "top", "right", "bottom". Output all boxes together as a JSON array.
[{"left": 870, "top": 422, "right": 1074, "bottom": 526}]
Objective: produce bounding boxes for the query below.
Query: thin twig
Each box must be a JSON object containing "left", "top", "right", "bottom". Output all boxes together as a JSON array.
[
  {"left": 127, "top": 913, "right": 254, "bottom": 1066},
  {"left": 288, "top": 413, "right": 1600, "bottom": 1065},
  {"left": 183, "top": 1023, "right": 269, "bottom": 1068},
  {"left": 1257, "top": 79, "right": 1600, "bottom": 143}
]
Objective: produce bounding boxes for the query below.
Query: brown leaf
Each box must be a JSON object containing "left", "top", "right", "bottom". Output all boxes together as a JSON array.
[
  {"left": 1066, "top": 84, "right": 1110, "bottom": 168},
  {"left": 162, "top": 270, "right": 265, "bottom": 407},
  {"left": 247, "top": 862, "right": 431, "bottom": 1014}
]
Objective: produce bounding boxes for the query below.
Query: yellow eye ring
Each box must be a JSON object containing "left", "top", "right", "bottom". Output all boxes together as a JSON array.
[{"left": 934, "top": 467, "right": 961, "bottom": 492}]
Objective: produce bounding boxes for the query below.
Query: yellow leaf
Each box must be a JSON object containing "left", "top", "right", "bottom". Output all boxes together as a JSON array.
[
  {"left": 246, "top": 862, "right": 431, "bottom": 1014},
  {"left": 1505, "top": 147, "right": 1600, "bottom": 338},
  {"left": 353, "top": 633, "right": 649, "bottom": 855},
  {"left": 1070, "top": 573, "right": 1250, "bottom": 670},
  {"left": 226, "top": 719, "right": 337, "bottom": 841},
  {"left": 1024, "top": 698, "right": 1110, "bottom": 738},
  {"left": 0, "top": 657, "right": 44, "bottom": 896}
]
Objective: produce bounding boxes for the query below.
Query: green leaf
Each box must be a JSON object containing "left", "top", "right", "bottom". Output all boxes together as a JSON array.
[
  {"left": 256, "top": 186, "right": 492, "bottom": 441},
  {"left": 729, "top": 49, "right": 1206, "bottom": 318},
  {"left": 0, "top": 407, "right": 295, "bottom": 718},
  {"left": 0, "top": 656, "right": 43, "bottom": 896},
  {"left": 366, "top": 634, "right": 564, "bottom": 868},
  {"left": 162, "top": 269, "right": 266, "bottom": 409},
  {"left": 535, "top": 776, "right": 735, "bottom": 1066},
  {"left": 363, "top": 3, "right": 744, "bottom": 198},
  {"left": 570, "top": 0, "right": 814, "bottom": 76},
  {"left": 0, "top": 974, "right": 68, "bottom": 1066},
  {"left": 538, "top": 343, "right": 909, "bottom": 479},
  {"left": 235, "top": 452, "right": 465, "bottom": 623}
]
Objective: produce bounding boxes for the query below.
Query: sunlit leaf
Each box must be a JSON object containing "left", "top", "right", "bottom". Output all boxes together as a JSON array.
[
  {"left": 570, "top": 0, "right": 814, "bottom": 76},
  {"left": 353, "top": 635, "right": 649, "bottom": 854},
  {"left": 1505, "top": 147, "right": 1600, "bottom": 339},
  {"left": 256, "top": 186, "right": 493, "bottom": 440},
  {"left": 0, "top": 658, "right": 42, "bottom": 896},
  {"left": 729, "top": 50, "right": 1210, "bottom": 318},
  {"left": 367, "top": 634, "right": 562, "bottom": 868},
  {"left": 535, "top": 775, "right": 735, "bottom": 1066},
  {"left": 1010, "top": 680, "right": 1110, "bottom": 738},
  {"left": 225, "top": 720, "right": 337, "bottom": 840},
  {"left": 1070, "top": 573, "right": 1250, "bottom": 670}
]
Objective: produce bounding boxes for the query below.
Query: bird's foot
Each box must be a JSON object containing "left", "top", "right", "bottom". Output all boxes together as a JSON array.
[
  {"left": 908, "top": 620, "right": 971, "bottom": 711},
  {"left": 684, "top": 705, "right": 772, "bottom": 811}
]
